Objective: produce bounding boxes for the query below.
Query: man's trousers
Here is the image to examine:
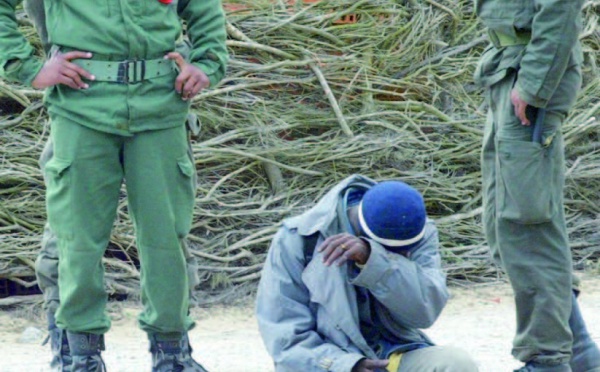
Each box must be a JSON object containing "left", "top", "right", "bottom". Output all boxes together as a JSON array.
[
  {"left": 481, "top": 62, "right": 581, "bottom": 365},
  {"left": 45, "top": 118, "right": 196, "bottom": 335}
]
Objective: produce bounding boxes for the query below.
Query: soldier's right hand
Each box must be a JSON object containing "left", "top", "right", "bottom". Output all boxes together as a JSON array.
[
  {"left": 351, "top": 358, "right": 389, "bottom": 372},
  {"left": 32, "top": 50, "right": 95, "bottom": 90}
]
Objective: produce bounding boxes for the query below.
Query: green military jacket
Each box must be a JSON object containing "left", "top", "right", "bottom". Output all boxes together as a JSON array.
[
  {"left": 0, "top": 0, "right": 227, "bottom": 135},
  {"left": 474, "top": 0, "right": 584, "bottom": 108}
]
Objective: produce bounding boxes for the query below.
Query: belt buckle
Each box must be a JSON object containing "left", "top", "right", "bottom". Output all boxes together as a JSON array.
[{"left": 117, "top": 60, "right": 146, "bottom": 84}]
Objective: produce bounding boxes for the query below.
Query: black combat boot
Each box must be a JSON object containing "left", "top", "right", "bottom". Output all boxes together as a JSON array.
[
  {"left": 44, "top": 310, "right": 72, "bottom": 371},
  {"left": 65, "top": 331, "right": 107, "bottom": 372},
  {"left": 149, "top": 333, "right": 208, "bottom": 372},
  {"left": 569, "top": 293, "right": 600, "bottom": 372}
]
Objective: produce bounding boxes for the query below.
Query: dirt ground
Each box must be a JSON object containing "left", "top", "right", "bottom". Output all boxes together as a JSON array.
[{"left": 1, "top": 275, "right": 599, "bottom": 372}]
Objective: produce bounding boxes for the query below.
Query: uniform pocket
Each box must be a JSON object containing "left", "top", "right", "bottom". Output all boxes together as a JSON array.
[
  {"left": 44, "top": 157, "right": 73, "bottom": 238},
  {"left": 45, "top": 157, "right": 71, "bottom": 179},
  {"left": 177, "top": 154, "right": 195, "bottom": 178},
  {"left": 184, "top": 134, "right": 199, "bottom": 190},
  {"left": 497, "top": 139, "right": 556, "bottom": 224},
  {"left": 174, "top": 155, "right": 195, "bottom": 238}
]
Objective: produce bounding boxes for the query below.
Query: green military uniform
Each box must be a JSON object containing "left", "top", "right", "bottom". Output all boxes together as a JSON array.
[
  {"left": 474, "top": 0, "right": 585, "bottom": 367},
  {"left": 22, "top": 0, "right": 201, "bottom": 318},
  {"left": 36, "top": 116, "right": 201, "bottom": 317},
  {"left": 0, "top": 0, "right": 227, "bottom": 337}
]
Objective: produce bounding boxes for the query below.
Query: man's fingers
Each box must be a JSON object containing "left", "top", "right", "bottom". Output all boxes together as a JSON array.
[
  {"left": 365, "top": 359, "right": 389, "bottom": 369},
  {"left": 318, "top": 235, "right": 341, "bottom": 253},
  {"left": 61, "top": 68, "right": 87, "bottom": 89},
  {"left": 182, "top": 76, "right": 198, "bottom": 100},
  {"left": 320, "top": 234, "right": 367, "bottom": 266},
  {"left": 65, "top": 62, "right": 95, "bottom": 81},
  {"left": 190, "top": 80, "right": 205, "bottom": 98},
  {"left": 335, "top": 251, "right": 352, "bottom": 267},
  {"left": 517, "top": 103, "right": 529, "bottom": 126},
  {"left": 319, "top": 239, "right": 339, "bottom": 262},
  {"left": 198, "top": 73, "right": 210, "bottom": 90},
  {"left": 166, "top": 52, "right": 187, "bottom": 96},
  {"left": 319, "top": 235, "right": 347, "bottom": 259},
  {"left": 174, "top": 71, "right": 190, "bottom": 94},
  {"left": 62, "top": 51, "right": 93, "bottom": 61},
  {"left": 31, "top": 51, "right": 96, "bottom": 90},
  {"left": 513, "top": 102, "right": 520, "bottom": 122},
  {"left": 58, "top": 75, "right": 79, "bottom": 90},
  {"left": 324, "top": 246, "right": 345, "bottom": 266},
  {"left": 321, "top": 233, "right": 347, "bottom": 250},
  {"left": 318, "top": 234, "right": 370, "bottom": 267},
  {"left": 510, "top": 88, "right": 530, "bottom": 126},
  {"left": 165, "top": 52, "right": 186, "bottom": 71},
  {"left": 336, "top": 246, "right": 362, "bottom": 266}
]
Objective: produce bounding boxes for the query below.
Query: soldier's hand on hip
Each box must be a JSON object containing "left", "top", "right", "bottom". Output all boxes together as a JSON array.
[
  {"left": 318, "top": 233, "right": 371, "bottom": 267},
  {"left": 31, "top": 50, "right": 95, "bottom": 90},
  {"left": 510, "top": 88, "right": 531, "bottom": 126},
  {"left": 351, "top": 358, "right": 389, "bottom": 372},
  {"left": 165, "top": 52, "right": 210, "bottom": 101}
]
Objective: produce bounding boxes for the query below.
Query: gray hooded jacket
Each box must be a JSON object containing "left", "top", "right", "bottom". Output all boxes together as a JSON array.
[{"left": 256, "top": 175, "right": 448, "bottom": 372}]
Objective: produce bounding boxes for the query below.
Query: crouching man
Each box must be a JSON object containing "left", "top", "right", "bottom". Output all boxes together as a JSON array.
[{"left": 256, "top": 174, "right": 479, "bottom": 371}]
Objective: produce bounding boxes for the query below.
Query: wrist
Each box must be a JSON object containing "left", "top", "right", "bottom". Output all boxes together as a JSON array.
[{"left": 355, "top": 238, "right": 371, "bottom": 265}]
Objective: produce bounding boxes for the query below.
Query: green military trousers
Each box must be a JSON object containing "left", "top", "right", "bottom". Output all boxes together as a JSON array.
[
  {"left": 481, "top": 63, "right": 581, "bottom": 365},
  {"left": 44, "top": 117, "right": 196, "bottom": 336},
  {"left": 36, "top": 138, "right": 200, "bottom": 316}
]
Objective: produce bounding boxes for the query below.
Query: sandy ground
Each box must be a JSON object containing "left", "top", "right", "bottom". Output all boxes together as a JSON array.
[{"left": 1, "top": 275, "right": 599, "bottom": 372}]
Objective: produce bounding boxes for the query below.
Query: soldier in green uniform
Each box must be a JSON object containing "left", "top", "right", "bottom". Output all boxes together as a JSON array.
[
  {"left": 1, "top": 0, "right": 227, "bottom": 370},
  {"left": 20, "top": 1, "right": 202, "bottom": 369},
  {"left": 474, "top": 0, "right": 600, "bottom": 371}
]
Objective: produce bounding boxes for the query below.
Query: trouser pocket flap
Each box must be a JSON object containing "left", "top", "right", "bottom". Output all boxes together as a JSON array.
[
  {"left": 176, "top": 155, "right": 194, "bottom": 178},
  {"left": 498, "top": 139, "right": 555, "bottom": 224},
  {"left": 45, "top": 157, "right": 72, "bottom": 177}
]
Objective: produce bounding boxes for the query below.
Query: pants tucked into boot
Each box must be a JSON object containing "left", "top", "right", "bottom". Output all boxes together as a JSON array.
[
  {"left": 46, "top": 310, "right": 72, "bottom": 372},
  {"left": 149, "top": 333, "right": 208, "bottom": 372},
  {"left": 66, "top": 332, "right": 106, "bottom": 372}
]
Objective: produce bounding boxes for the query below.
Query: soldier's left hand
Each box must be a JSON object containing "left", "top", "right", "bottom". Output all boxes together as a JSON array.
[
  {"left": 318, "top": 233, "right": 371, "bottom": 267},
  {"left": 165, "top": 52, "right": 210, "bottom": 101}
]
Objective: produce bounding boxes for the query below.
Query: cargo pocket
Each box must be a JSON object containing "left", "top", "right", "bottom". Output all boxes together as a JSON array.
[
  {"left": 175, "top": 155, "right": 195, "bottom": 238},
  {"left": 497, "top": 140, "right": 556, "bottom": 224},
  {"left": 184, "top": 128, "right": 199, "bottom": 190},
  {"left": 44, "top": 157, "right": 73, "bottom": 238},
  {"left": 177, "top": 154, "right": 195, "bottom": 179}
]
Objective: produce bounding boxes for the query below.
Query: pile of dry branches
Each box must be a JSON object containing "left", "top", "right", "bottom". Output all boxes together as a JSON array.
[{"left": 1, "top": 0, "right": 599, "bottom": 300}]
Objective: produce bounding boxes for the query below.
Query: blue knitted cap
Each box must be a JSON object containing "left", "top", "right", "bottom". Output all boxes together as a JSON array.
[{"left": 358, "top": 181, "right": 426, "bottom": 251}]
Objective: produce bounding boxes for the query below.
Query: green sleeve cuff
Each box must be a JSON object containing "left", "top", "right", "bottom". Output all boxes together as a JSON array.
[
  {"left": 193, "top": 59, "right": 223, "bottom": 88},
  {"left": 4, "top": 56, "right": 44, "bottom": 86},
  {"left": 516, "top": 80, "right": 548, "bottom": 109}
]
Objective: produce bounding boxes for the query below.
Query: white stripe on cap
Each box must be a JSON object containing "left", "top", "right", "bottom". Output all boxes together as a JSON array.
[{"left": 358, "top": 202, "right": 425, "bottom": 247}]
